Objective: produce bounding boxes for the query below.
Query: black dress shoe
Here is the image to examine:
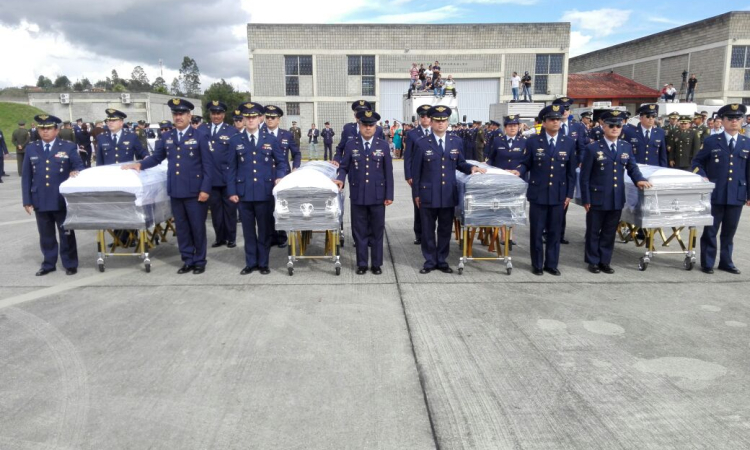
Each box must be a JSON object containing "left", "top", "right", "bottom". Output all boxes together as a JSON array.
[
  {"left": 544, "top": 267, "right": 561, "bottom": 276},
  {"left": 560, "top": 239, "right": 570, "bottom": 245},
  {"left": 259, "top": 267, "right": 271, "bottom": 275},
  {"left": 356, "top": 267, "right": 368, "bottom": 275},
  {"left": 413, "top": 239, "right": 421, "bottom": 245},
  {"left": 532, "top": 267, "right": 544, "bottom": 276},
  {"left": 65, "top": 267, "right": 77, "bottom": 275},
  {"left": 718, "top": 266, "right": 741, "bottom": 275},
  {"left": 701, "top": 267, "right": 714, "bottom": 274},
  {"left": 192, "top": 266, "right": 205, "bottom": 274},
  {"left": 598, "top": 264, "right": 615, "bottom": 274},
  {"left": 211, "top": 240, "right": 227, "bottom": 248},
  {"left": 227, "top": 241, "right": 237, "bottom": 248},
  {"left": 438, "top": 266, "right": 453, "bottom": 274},
  {"left": 35, "top": 268, "right": 56, "bottom": 276},
  {"left": 371, "top": 266, "right": 382, "bottom": 275},
  {"left": 419, "top": 268, "right": 432, "bottom": 274},
  {"left": 588, "top": 264, "right": 601, "bottom": 274},
  {"left": 240, "top": 266, "right": 256, "bottom": 275},
  {"left": 177, "top": 264, "right": 195, "bottom": 274},
  {"left": 277, "top": 242, "right": 288, "bottom": 248}
]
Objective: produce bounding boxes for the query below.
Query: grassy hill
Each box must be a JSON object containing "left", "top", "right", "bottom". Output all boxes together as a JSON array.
[{"left": 0, "top": 102, "right": 48, "bottom": 143}]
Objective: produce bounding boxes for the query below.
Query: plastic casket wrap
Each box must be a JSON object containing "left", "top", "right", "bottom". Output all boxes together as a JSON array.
[
  {"left": 60, "top": 162, "right": 172, "bottom": 230},
  {"left": 273, "top": 161, "right": 343, "bottom": 231},
  {"left": 456, "top": 161, "right": 528, "bottom": 227},
  {"left": 616, "top": 165, "right": 714, "bottom": 228}
]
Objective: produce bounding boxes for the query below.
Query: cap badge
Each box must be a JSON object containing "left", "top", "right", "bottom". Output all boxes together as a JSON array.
[
  {"left": 364, "top": 111, "right": 373, "bottom": 117},
  {"left": 172, "top": 99, "right": 180, "bottom": 105},
  {"left": 731, "top": 104, "right": 739, "bottom": 111},
  {"left": 552, "top": 105, "right": 560, "bottom": 112},
  {"left": 436, "top": 106, "right": 446, "bottom": 112}
]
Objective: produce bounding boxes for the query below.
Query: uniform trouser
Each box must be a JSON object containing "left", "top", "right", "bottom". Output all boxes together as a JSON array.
[
  {"left": 80, "top": 150, "right": 91, "bottom": 168},
  {"left": 584, "top": 209, "right": 622, "bottom": 265},
  {"left": 324, "top": 143, "right": 333, "bottom": 161},
  {"left": 701, "top": 204, "right": 743, "bottom": 269},
  {"left": 209, "top": 186, "right": 238, "bottom": 243},
  {"left": 35, "top": 209, "right": 78, "bottom": 270},
  {"left": 239, "top": 200, "right": 273, "bottom": 268},
  {"left": 351, "top": 203, "right": 385, "bottom": 268},
  {"left": 464, "top": 146, "right": 474, "bottom": 161},
  {"left": 309, "top": 143, "right": 318, "bottom": 160},
  {"left": 0, "top": 151, "right": 5, "bottom": 176},
  {"left": 17, "top": 150, "right": 25, "bottom": 176},
  {"left": 171, "top": 197, "right": 209, "bottom": 267},
  {"left": 560, "top": 203, "right": 568, "bottom": 240},
  {"left": 529, "top": 203, "right": 564, "bottom": 270},
  {"left": 419, "top": 206, "right": 454, "bottom": 269},
  {"left": 474, "top": 145, "right": 484, "bottom": 162},
  {"left": 412, "top": 197, "right": 422, "bottom": 240}
]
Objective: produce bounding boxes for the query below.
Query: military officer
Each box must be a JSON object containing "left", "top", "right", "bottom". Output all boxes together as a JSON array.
[
  {"left": 321, "top": 122, "right": 335, "bottom": 161},
  {"left": 517, "top": 104, "right": 577, "bottom": 276},
  {"left": 486, "top": 120, "right": 502, "bottom": 146},
  {"left": 664, "top": 112, "right": 680, "bottom": 147},
  {"left": 669, "top": 115, "right": 701, "bottom": 170},
  {"left": 204, "top": 100, "right": 239, "bottom": 249},
  {"left": 692, "top": 113, "right": 710, "bottom": 144},
  {"left": 227, "top": 102, "right": 289, "bottom": 275},
  {"left": 486, "top": 115, "right": 526, "bottom": 174},
  {"left": 588, "top": 113, "right": 605, "bottom": 144},
  {"left": 135, "top": 120, "right": 149, "bottom": 150},
  {"left": 233, "top": 110, "right": 245, "bottom": 132},
  {"left": 404, "top": 104, "right": 432, "bottom": 245},
  {"left": 58, "top": 121, "right": 76, "bottom": 142},
  {"left": 333, "top": 100, "right": 386, "bottom": 164},
  {"left": 290, "top": 121, "right": 302, "bottom": 148},
  {"left": 12, "top": 121, "right": 31, "bottom": 176},
  {"left": 0, "top": 126, "right": 8, "bottom": 181},
  {"left": 264, "top": 104, "right": 300, "bottom": 248},
  {"left": 412, "top": 106, "right": 485, "bottom": 273},
  {"left": 123, "top": 98, "right": 215, "bottom": 275},
  {"left": 580, "top": 110, "right": 651, "bottom": 274},
  {"left": 580, "top": 111, "right": 593, "bottom": 133},
  {"left": 96, "top": 109, "right": 148, "bottom": 166},
  {"left": 159, "top": 120, "right": 173, "bottom": 136},
  {"left": 21, "top": 114, "right": 85, "bottom": 276},
  {"left": 692, "top": 103, "right": 750, "bottom": 275},
  {"left": 553, "top": 97, "right": 588, "bottom": 245},
  {"left": 335, "top": 110, "right": 394, "bottom": 274},
  {"left": 463, "top": 122, "right": 477, "bottom": 160},
  {"left": 474, "top": 120, "right": 486, "bottom": 161},
  {"left": 622, "top": 104, "right": 668, "bottom": 167}
]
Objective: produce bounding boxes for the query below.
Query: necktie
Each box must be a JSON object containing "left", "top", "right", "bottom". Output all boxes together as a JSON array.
[
  {"left": 549, "top": 137, "right": 555, "bottom": 152},
  {"left": 423, "top": 128, "right": 428, "bottom": 137},
  {"left": 112, "top": 134, "right": 117, "bottom": 146},
  {"left": 365, "top": 142, "right": 370, "bottom": 154},
  {"left": 212, "top": 125, "right": 218, "bottom": 137},
  {"left": 507, "top": 137, "right": 513, "bottom": 148},
  {"left": 178, "top": 131, "right": 183, "bottom": 142},
  {"left": 611, "top": 143, "right": 616, "bottom": 154},
  {"left": 645, "top": 130, "right": 650, "bottom": 142},
  {"left": 562, "top": 124, "right": 567, "bottom": 136},
  {"left": 249, "top": 134, "right": 256, "bottom": 149},
  {"left": 730, "top": 137, "right": 735, "bottom": 152},
  {"left": 44, "top": 143, "right": 50, "bottom": 157},
  {"left": 439, "top": 138, "right": 444, "bottom": 155}
]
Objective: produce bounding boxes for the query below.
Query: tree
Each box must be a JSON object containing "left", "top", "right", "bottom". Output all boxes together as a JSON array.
[
  {"left": 179, "top": 56, "right": 201, "bottom": 97},
  {"left": 130, "top": 66, "right": 150, "bottom": 92},
  {"left": 202, "top": 79, "right": 251, "bottom": 124},
  {"left": 170, "top": 77, "right": 182, "bottom": 96},
  {"left": 53, "top": 75, "right": 72, "bottom": 89},
  {"left": 80, "top": 78, "right": 92, "bottom": 90},
  {"left": 111, "top": 69, "right": 120, "bottom": 85},
  {"left": 113, "top": 83, "right": 127, "bottom": 92},
  {"left": 73, "top": 78, "right": 93, "bottom": 92},
  {"left": 36, "top": 75, "right": 53, "bottom": 89},
  {"left": 152, "top": 77, "right": 168, "bottom": 94},
  {"left": 73, "top": 80, "right": 84, "bottom": 92}
]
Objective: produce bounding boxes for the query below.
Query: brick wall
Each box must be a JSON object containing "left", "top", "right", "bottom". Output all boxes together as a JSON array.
[
  {"left": 633, "top": 60, "right": 659, "bottom": 89},
  {"left": 317, "top": 101, "right": 351, "bottom": 144},
  {"left": 688, "top": 48, "right": 726, "bottom": 94},
  {"left": 379, "top": 54, "right": 503, "bottom": 73},
  {"left": 253, "top": 54, "right": 285, "bottom": 96},
  {"left": 299, "top": 76, "right": 314, "bottom": 97},
  {"left": 659, "top": 54, "right": 689, "bottom": 87},
  {"left": 316, "top": 55, "right": 348, "bottom": 97}
]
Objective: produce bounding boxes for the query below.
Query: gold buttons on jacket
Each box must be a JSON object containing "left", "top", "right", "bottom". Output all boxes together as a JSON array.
[
  {"left": 176, "top": 163, "right": 180, "bottom": 167},
  {"left": 176, "top": 172, "right": 180, "bottom": 175},
  {"left": 254, "top": 178, "right": 257, "bottom": 181},
  {"left": 45, "top": 175, "right": 49, "bottom": 179}
]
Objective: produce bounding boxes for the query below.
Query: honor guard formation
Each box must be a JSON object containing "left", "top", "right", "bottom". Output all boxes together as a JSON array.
[{"left": 14, "top": 96, "right": 750, "bottom": 277}]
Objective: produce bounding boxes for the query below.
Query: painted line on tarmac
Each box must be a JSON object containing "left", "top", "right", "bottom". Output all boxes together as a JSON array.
[{"left": 0, "top": 218, "right": 36, "bottom": 227}]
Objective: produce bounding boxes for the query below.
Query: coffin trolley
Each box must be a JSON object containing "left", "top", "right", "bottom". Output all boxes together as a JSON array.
[{"left": 273, "top": 161, "right": 343, "bottom": 276}]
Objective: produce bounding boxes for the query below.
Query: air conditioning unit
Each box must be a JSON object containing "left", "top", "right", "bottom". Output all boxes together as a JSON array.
[
  {"left": 60, "top": 93, "right": 70, "bottom": 104},
  {"left": 121, "top": 93, "right": 131, "bottom": 104}
]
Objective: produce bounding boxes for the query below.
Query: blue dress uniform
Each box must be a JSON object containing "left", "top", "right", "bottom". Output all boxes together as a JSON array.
[
  {"left": 321, "top": 125, "right": 335, "bottom": 161},
  {"left": 622, "top": 104, "right": 668, "bottom": 167},
  {"left": 138, "top": 99, "right": 216, "bottom": 273},
  {"left": 334, "top": 100, "right": 386, "bottom": 163},
  {"left": 95, "top": 109, "right": 149, "bottom": 166},
  {"left": 580, "top": 111, "right": 647, "bottom": 271},
  {"left": 518, "top": 105, "right": 577, "bottom": 275},
  {"left": 337, "top": 110, "right": 394, "bottom": 272},
  {"left": 21, "top": 115, "right": 85, "bottom": 275},
  {"left": 205, "top": 101, "right": 239, "bottom": 248},
  {"left": 463, "top": 125, "right": 476, "bottom": 160},
  {"left": 227, "top": 102, "right": 289, "bottom": 274},
  {"left": 404, "top": 104, "right": 433, "bottom": 244},
  {"left": 486, "top": 115, "right": 526, "bottom": 171},
  {"left": 692, "top": 104, "right": 750, "bottom": 274},
  {"left": 412, "top": 106, "right": 478, "bottom": 273}
]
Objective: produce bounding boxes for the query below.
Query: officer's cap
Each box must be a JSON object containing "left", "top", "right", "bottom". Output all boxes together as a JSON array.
[
  {"left": 580, "top": 111, "right": 592, "bottom": 119},
  {"left": 34, "top": 114, "right": 62, "bottom": 129},
  {"left": 473, "top": 120, "right": 481, "bottom": 124},
  {"left": 490, "top": 120, "right": 501, "bottom": 127},
  {"left": 264, "top": 105, "right": 284, "bottom": 118},
  {"left": 206, "top": 100, "right": 228, "bottom": 113},
  {"left": 637, "top": 104, "right": 658, "bottom": 117},
  {"left": 503, "top": 115, "right": 520, "bottom": 126},
  {"left": 351, "top": 100, "right": 372, "bottom": 112},
  {"left": 159, "top": 120, "right": 172, "bottom": 129},
  {"left": 668, "top": 111, "right": 680, "bottom": 119},
  {"left": 232, "top": 110, "right": 243, "bottom": 121},
  {"left": 356, "top": 109, "right": 381, "bottom": 125},
  {"left": 539, "top": 105, "right": 563, "bottom": 121},
  {"left": 692, "top": 113, "right": 703, "bottom": 119},
  {"left": 191, "top": 116, "right": 202, "bottom": 124},
  {"left": 600, "top": 110, "right": 626, "bottom": 125},
  {"left": 167, "top": 98, "right": 194, "bottom": 112},
  {"left": 18, "top": 121, "right": 25, "bottom": 126},
  {"left": 417, "top": 104, "right": 432, "bottom": 117},
  {"left": 552, "top": 97, "right": 575, "bottom": 108},
  {"left": 76, "top": 118, "right": 82, "bottom": 122},
  {"left": 63, "top": 120, "right": 71, "bottom": 125},
  {"left": 239, "top": 102, "right": 264, "bottom": 117},
  {"left": 678, "top": 115, "right": 692, "bottom": 123},
  {"left": 137, "top": 120, "right": 146, "bottom": 125},
  {"left": 105, "top": 108, "right": 127, "bottom": 121},
  {"left": 717, "top": 103, "right": 747, "bottom": 118},
  {"left": 428, "top": 105, "right": 452, "bottom": 121}
]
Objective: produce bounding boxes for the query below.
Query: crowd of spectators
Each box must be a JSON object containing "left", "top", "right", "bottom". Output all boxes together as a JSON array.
[{"left": 408, "top": 61, "right": 456, "bottom": 98}]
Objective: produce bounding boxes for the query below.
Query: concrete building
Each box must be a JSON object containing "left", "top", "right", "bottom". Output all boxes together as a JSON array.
[
  {"left": 26, "top": 92, "right": 203, "bottom": 124},
  {"left": 567, "top": 73, "right": 661, "bottom": 113},
  {"left": 247, "top": 23, "right": 570, "bottom": 141},
  {"left": 570, "top": 11, "right": 750, "bottom": 105}
]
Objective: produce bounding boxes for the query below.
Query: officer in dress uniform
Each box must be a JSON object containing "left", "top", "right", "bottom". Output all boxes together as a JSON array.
[
  {"left": 474, "top": 120, "right": 486, "bottom": 161},
  {"left": 321, "top": 122, "right": 335, "bottom": 161},
  {"left": 333, "top": 100, "right": 386, "bottom": 164},
  {"left": 412, "top": 106, "right": 485, "bottom": 274},
  {"left": 463, "top": 122, "right": 477, "bottom": 160},
  {"left": 227, "top": 102, "right": 289, "bottom": 275},
  {"left": 122, "top": 98, "right": 215, "bottom": 274},
  {"left": 517, "top": 104, "right": 577, "bottom": 276},
  {"left": 486, "top": 115, "right": 527, "bottom": 174},
  {"left": 622, "top": 104, "right": 668, "bottom": 167},
  {"left": 264, "top": 104, "right": 300, "bottom": 248},
  {"left": 580, "top": 111, "right": 593, "bottom": 135},
  {"left": 691, "top": 103, "right": 750, "bottom": 275},
  {"left": 580, "top": 110, "right": 650, "bottom": 274},
  {"left": 233, "top": 110, "right": 244, "bottom": 132},
  {"left": 204, "top": 100, "right": 239, "bottom": 249},
  {"left": 588, "top": 113, "right": 605, "bottom": 144},
  {"left": 159, "top": 120, "right": 173, "bottom": 136},
  {"left": 485, "top": 120, "right": 502, "bottom": 148},
  {"left": 664, "top": 112, "right": 680, "bottom": 147},
  {"left": 693, "top": 113, "right": 710, "bottom": 144},
  {"left": 669, "top": 115, "right": 701, "bottom": 170},
  {"left": 335, "top": 110, "right": 394, "bottom": 274},
  {"left": 95, "top": 109, "right": 148, "bottom": 166},
  {"left": 22, "top": 114, "right": 85, "bottom": 276},
  {"left": 404, "top": 104, "right": 432, "bottom": 245},
  {"left": 553, "top": 97, "right": 588, "bottom": 245}
]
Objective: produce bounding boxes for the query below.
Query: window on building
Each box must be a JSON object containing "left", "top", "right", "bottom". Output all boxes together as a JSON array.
[
  {"left": 347, "top": 55, "right": 376, "bottom": 96},
  {"left": 286, "top": 102, "right": 300, "bottom": 116},
  {"left": 744, "top": 70, "right": 750, "bottom": 92},
  {"left": 731, "top": 46, "right": 748, "bottom": 68},
  {"left": 285, "top": 55, "right": 312, "bottom": 96},
  {"left": 534, "top": 54, "right": 563, "bottom": 95},
  {"left": 741, "top": 98, "right": 750, "bottom": 105}
]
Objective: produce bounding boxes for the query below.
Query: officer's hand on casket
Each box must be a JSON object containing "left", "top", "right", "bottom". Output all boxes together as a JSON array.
[
  {"left": 330, "top": 160, "right": 340, "bottom": 167},
  {"left": 669, "top": 161, "right": 675, "bottom": 167},
  {"left": 471, "top": 166, "right": 487, "bottom": 174},
  {"left": 229, "top": 195, "right": 239, "bottom": 203},
  {"left": 508, "top": 170, "right": 520, "bottom": 176},
  {"left": 275, "top": 178, "right": 283, "bottom": 185},
  {"left": 636, "top": 181, "right": 652, "bottom": 189},
  {"left": 333, "top": 180, "right": 344, "bottom": 190},
  {"left": 122, "top": 162, "right": 141, "bottom": 172},
  {"left": 70, "top": 171, "right": 80, "bottom": 178},
  {"left": 198, "top": 192, "right": 209, "bottom": 202}
]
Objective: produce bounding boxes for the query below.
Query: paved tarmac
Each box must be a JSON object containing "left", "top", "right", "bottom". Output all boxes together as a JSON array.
[{"left": 1, "top": 160, "right": 750, "bottom": 449}]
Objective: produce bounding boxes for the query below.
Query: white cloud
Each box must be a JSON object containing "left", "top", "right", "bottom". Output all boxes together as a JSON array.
[
  {"left": 561, "top": 8, "right": 632, "bottom": 37},
  {"left": 243, "top": 0, "right": 368, "bottom": 23},
  {"left": 569, "top": 31, "right": 593, "bottom": 57},
  {"left": 647, "top": 17, "right": 683, "bottom": 26},
  {"left": 360, "top": 5, "right": 459, "bottom": 23}
]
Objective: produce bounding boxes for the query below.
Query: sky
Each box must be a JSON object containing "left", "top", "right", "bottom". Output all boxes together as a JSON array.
[{"left": 0, "top": 1, "right": 745, "bottom": 92}]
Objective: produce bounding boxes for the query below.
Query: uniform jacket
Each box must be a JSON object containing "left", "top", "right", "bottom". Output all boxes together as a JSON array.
[
  {"left": 227, "top": 129, "right": 289, "bottom": 202},
  {"left": 404, "top": 126, "right": 430, "bottom": 180},
  {"left": 486, "top": 134, "right": 527, "bottom": 171},
  {"left": 623, "top": 124, "right": 668, "bottom": 167},
  {"left": 335, "top": 123, "right": 386, "bottom": 161},
  {"left": 561, "top": 121, "right": 589, "bottom": 161},
  {"left": 22, "top": 139, "right": 85, "bottom": 211},
  {"left": 12, "top": 128, "right": 30, "bottom": 150},
  {"left": 267, "top": 127, "right": 301, "bottom": 169},
  {"left": 518, "top": 133, "right": 577, "bottom": 205},
  {"left": 96, "top": 130, "right": 149, "bottom": 166},
  {"left": 411, "top": 132, "right": 474, "bottom": 208},
  {"left": 691, "top": 133, "right": 750, "bottom": 206},
  {"left": 58, "top": 128, "right": 76, "bottom": 143},
  {"left": 321, "top": 128, "right": 335, "bottom": 144},
  {"left": 580, "top": 139, "right": 645, "bottom": 211},
  {"left": 206, "top": 122, "right": 239, "bottom": 187},
  {"left": 668, "top": 129, "right": 701, "bottom": 168},
  {"left": 337, "top": 135, "right": 394, "bottom": 205}
]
